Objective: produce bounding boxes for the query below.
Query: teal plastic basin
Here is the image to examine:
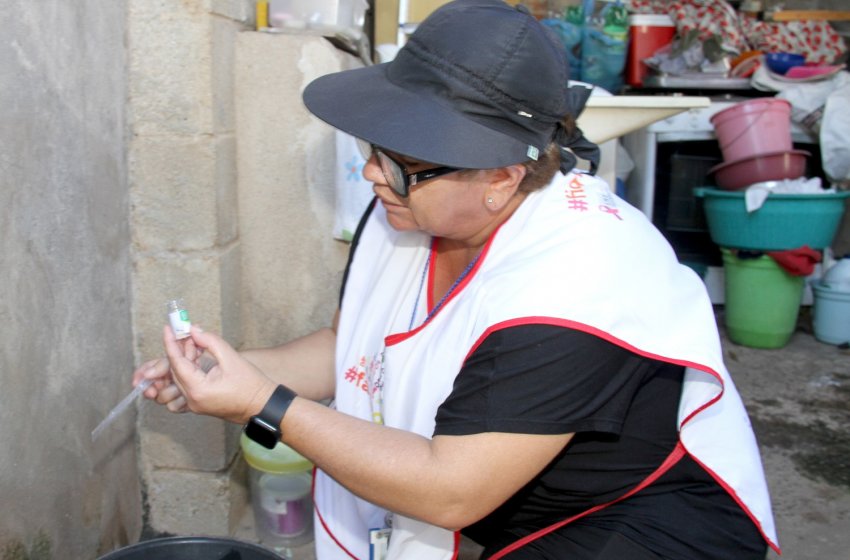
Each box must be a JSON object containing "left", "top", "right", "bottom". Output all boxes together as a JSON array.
[{"left": 695, "top": 188, "right": 850, "bottom": 251}]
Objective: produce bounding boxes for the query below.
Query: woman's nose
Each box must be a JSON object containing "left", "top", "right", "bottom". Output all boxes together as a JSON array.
[{"left": 362, "top": 154, "right": 385, "bottom": 184}]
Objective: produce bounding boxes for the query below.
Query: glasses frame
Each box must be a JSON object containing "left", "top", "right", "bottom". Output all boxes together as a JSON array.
[{"left": 360, "top": 142, "right": 461, "bottom": 197}]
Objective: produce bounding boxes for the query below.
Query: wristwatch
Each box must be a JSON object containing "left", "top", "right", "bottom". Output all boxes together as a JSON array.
[{"left": 244, "top": 384, "right": 297, "bottom": 449}]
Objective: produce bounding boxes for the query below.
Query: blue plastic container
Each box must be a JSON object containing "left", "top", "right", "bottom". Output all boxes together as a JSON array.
[
  {"left": 812, "top": 282, "right": 850, "bottom": 345},
  {"left": 695, "top": 188, "right": 850, "bottom": 250},
  {"left": 764, "top": 52, "right": 805, "bottom": 75}
]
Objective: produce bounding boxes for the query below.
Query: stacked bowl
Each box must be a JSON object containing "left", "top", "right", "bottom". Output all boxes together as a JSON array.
[
  {"left": 695, "top": 187, "right": 850, "bottom": 348},
  {"left": 697, "top": 99, "right": 849, "bottom": 348},
  {"left": 708, "top": 98, "right": 809, "bottom": 191}
]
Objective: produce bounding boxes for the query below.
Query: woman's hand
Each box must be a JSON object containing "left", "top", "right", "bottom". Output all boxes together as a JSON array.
[
  {"left": 132, "top": 356, "right": 189, "bottom": 413},
  {"left": 163, "top": 325, "right": 277, "bottom": 425}
]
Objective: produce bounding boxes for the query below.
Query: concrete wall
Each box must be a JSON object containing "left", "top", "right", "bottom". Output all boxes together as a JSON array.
[
  {"left": 0, "top": 1, "right": 140, "bottom": 558},
  {"left": 128, "top": 0, "right": 352, "bottom": 544},
  {"left": 0, "top": 0, "right": 352, "bottom": 557},
  {"left": 127, "top": 0, "right": 255, "bottom": 539},
  {"left": 235, "top": 33, "right": 353, "bottom": 349}
]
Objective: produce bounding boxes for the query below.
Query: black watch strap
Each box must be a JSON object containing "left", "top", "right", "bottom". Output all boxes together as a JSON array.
[
  {"left": 259, "top": 384, "right": 297, "bottom": 425},
  {"left": 245, "top": 384, "right": 297, "bottom": 449}
]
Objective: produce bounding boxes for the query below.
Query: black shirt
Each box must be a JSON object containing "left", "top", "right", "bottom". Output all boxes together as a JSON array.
[{"left": 434, "top": 325, "right": 766, "bottom": 560}]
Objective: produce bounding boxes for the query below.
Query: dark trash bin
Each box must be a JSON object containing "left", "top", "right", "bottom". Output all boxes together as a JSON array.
[{"left": 97, "top": 536, "right": 281, "bottom": 560}]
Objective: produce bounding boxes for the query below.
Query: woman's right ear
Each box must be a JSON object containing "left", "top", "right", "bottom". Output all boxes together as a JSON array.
[{"left": 483, "top": 164, "right": 526, "bottom": 210}]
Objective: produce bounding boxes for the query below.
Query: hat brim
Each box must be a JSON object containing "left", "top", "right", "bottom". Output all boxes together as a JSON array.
[{"left": 302, "top": 63, "right": 535, "bottom": 169}]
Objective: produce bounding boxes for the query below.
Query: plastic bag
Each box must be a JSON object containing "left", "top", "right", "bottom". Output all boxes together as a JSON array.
[
  {"left": 542, "top": 18, "right": 583, "bottom": 79},
  {"left": 777, "top": 71, "right": 850, "bottom": 184},
  {"left": 820, "top": 81, "right": 850, "bottom": 185}
]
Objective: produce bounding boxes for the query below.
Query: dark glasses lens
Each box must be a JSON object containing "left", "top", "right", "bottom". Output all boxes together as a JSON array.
[
  {"left": 356, "top": 140, "right": 407, "bottom": 195},
  {"left": 358, "top": 141, "right": 461, "bottom": 197},
  {"left": 375, "top": 150, "right": 408, "bottom": 196}
]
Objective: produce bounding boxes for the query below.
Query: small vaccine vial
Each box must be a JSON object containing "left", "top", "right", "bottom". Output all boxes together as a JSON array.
[{"left": 166, "top": 298, "right": 192, "bottom": 339}]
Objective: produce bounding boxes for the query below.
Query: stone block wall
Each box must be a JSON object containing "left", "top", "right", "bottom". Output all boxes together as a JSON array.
[
  {"left": 127, "top": 0, "right": 253, "bottom": 537},
  {"left": 128, "top": 0, "right": 353, "bottom": 538}
]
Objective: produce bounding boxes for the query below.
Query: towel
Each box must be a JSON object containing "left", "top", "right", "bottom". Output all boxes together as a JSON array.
[
  {"left": 767, "top": 246, "right": 822, "bottom": 276},
  {"left": 333, "top": 131, "right": 375, "bottom": 241}
]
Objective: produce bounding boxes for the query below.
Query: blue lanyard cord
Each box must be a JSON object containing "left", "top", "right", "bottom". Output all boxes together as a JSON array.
[{"left": 408, "top": 246, "right": 481, "bottom": 331}]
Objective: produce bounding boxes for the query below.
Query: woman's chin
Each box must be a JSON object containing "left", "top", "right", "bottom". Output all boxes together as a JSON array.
[{"left": 381, "top": 201, "right": 418, "bottom": 231}]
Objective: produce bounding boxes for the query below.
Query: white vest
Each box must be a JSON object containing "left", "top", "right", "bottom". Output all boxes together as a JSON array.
[{"left": 314, "top": 172, "right": 779, "bottom": 559}]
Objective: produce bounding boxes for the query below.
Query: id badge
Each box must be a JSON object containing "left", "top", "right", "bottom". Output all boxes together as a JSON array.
[{"left": 369, "top": 527, "right": 391, "bottom": 560}]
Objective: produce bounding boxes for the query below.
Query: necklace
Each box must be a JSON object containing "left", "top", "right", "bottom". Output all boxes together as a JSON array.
[{"left": 408, "top": 245, "right": 481, "bottom": 331}]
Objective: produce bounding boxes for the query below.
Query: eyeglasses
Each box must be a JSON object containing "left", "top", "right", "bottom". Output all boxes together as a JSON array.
[{"left": 357, "top": 140, "right": 461, "bottom": 197}]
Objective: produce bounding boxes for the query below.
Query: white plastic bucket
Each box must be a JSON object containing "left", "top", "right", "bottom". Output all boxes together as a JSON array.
[{"left": 812, "top": 282, "right": 850, "bottom": 345}]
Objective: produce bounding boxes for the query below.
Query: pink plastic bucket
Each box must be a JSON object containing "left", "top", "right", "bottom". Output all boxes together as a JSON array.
[{"left": 710, "top": 98, "right": 792, "bottom": 162}]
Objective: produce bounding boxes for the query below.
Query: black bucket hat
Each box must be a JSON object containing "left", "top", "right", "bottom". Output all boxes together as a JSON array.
[{"left": 303, "top": 0, "right": 598, "bottom": 172}]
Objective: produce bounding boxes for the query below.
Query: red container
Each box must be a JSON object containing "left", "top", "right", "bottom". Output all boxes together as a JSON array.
[
  {"left": 708, "top": 149, "right": 810, "bottom": 191},
  {"left": 626, "top": 14, "right": 675, "bottom": 87}
]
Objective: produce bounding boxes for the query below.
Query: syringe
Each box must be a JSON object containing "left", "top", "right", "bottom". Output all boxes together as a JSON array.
[
  {"left": 91, "top": 378, "right": 153, "bottom": 442},
  {"left": 91, "top": 354, "right": 216, "bottom": 442},
  {"left": 92, "top": 298, "right": 198, "bottom": 442}
]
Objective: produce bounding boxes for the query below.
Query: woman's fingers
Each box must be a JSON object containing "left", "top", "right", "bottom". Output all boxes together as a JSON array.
[
  {"left": 162, "top": 324, "right": 276, "bottom": 423},
  {"left": 166, "top": 394, "right": 189, "bottom": 413},
  {"left": 163, "top": 325, "right": 204, "bottom": 396},
  {"left": 132, "top": 357, "right": 173, "bottom": 400},
  {"left": 155, "top": 382, "right": 184, "bottom": 406}
]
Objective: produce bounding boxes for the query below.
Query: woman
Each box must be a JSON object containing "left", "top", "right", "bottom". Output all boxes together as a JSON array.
[{"left": 135, "top": 1, "right": 778, "bottom": 558}]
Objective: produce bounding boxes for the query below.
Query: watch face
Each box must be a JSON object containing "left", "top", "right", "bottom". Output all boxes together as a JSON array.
[{"left": 244, "top": 417, "right": 280, "bottom": 450}]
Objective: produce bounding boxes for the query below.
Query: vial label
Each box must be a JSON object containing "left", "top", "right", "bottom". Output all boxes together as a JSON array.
[{"left": 169, "top": 309, "right": 192, "bottom": 339}]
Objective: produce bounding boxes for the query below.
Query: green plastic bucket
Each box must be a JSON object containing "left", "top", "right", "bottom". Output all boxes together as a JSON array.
[{"left": 722, "top": 249, "right": 804, "bottom": 348}]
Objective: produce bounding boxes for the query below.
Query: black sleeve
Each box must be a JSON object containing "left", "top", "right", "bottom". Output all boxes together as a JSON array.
[
  {"left": 434, "top": 324, "right": 660, "bottom": 436},
  {"left": 338, "top": 196, "right": 377, "bottom": 306}
]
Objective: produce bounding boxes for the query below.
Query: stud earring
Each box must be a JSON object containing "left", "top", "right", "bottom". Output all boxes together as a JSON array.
[{"left": 487, "top": 197, "right": 494, "bottom": 204}]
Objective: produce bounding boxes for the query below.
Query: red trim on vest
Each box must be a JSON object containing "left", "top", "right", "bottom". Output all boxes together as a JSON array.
[
  {"left": 487, "top": 443, "right": 688, "bottom": 559},
  {"left": 473, "top": 317, "right": 780, "bottom": 555},
  {"left": 313, "top": 468, "right": 360, "bottom": 560},
  {"left": 313, "top": 469, "right": 463, "bottom": 560},
  {"left": 384, "top": 234, "right": 497, "bottom": 347},
  {"left": 468, "top": 317, "right": 727, "bottom": 431},
  {"left": 686, "top": 448, "right": 782, "bottom": 555},
  {"left": 426, "top": 239, "right": 438, "bottom": 312},
  {"left": 466, "top": 317, "right": 722, "bottom": 377}
]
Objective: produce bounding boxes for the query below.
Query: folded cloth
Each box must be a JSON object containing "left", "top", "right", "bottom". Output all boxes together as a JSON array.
[
  {"left": 766, "top": 246, "right": 822, "bottom": 276},
  {"left": 744, "top": 177, "right": 827, "bottom": 212}
]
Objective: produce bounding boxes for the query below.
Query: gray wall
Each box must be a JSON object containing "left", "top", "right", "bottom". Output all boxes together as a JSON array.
[{"left": 0, "top": 1, "right": 140, "bottom": 558}]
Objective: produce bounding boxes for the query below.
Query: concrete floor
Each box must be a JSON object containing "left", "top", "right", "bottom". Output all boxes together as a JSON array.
[
  {"left": 721, "top": 307, "right": 850, "bottom": 559},
  {"left": 233, "top": 307, "right": 850, "bottom": 559}
]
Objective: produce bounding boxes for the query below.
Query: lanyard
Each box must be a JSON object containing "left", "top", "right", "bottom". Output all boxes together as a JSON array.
[{"left": 408, "top": 244, "right": 481, "bottom": 331}]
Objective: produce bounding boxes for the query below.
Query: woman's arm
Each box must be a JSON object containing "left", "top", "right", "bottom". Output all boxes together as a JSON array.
[
  {"left": 285, "top": 397, "right": 573, "bottom": 530},
  {"left": 163, "top": 325, "right": 572, "bottom": 531},
  {"left": 239, "top": 323, "right": 337, "bottom": 402}
]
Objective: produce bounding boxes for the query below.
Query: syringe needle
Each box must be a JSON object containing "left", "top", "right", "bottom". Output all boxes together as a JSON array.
[
  {"left": 91, "top": 378, "right": 153, "bottom": 442},
  {"left": 91, "top": 351, "right": 214, "bottom": 442}
]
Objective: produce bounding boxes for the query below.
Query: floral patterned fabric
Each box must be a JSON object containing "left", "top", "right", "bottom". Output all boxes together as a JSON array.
[{"left": 627, "top": 0, "right": 847, "bottom": 64}]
